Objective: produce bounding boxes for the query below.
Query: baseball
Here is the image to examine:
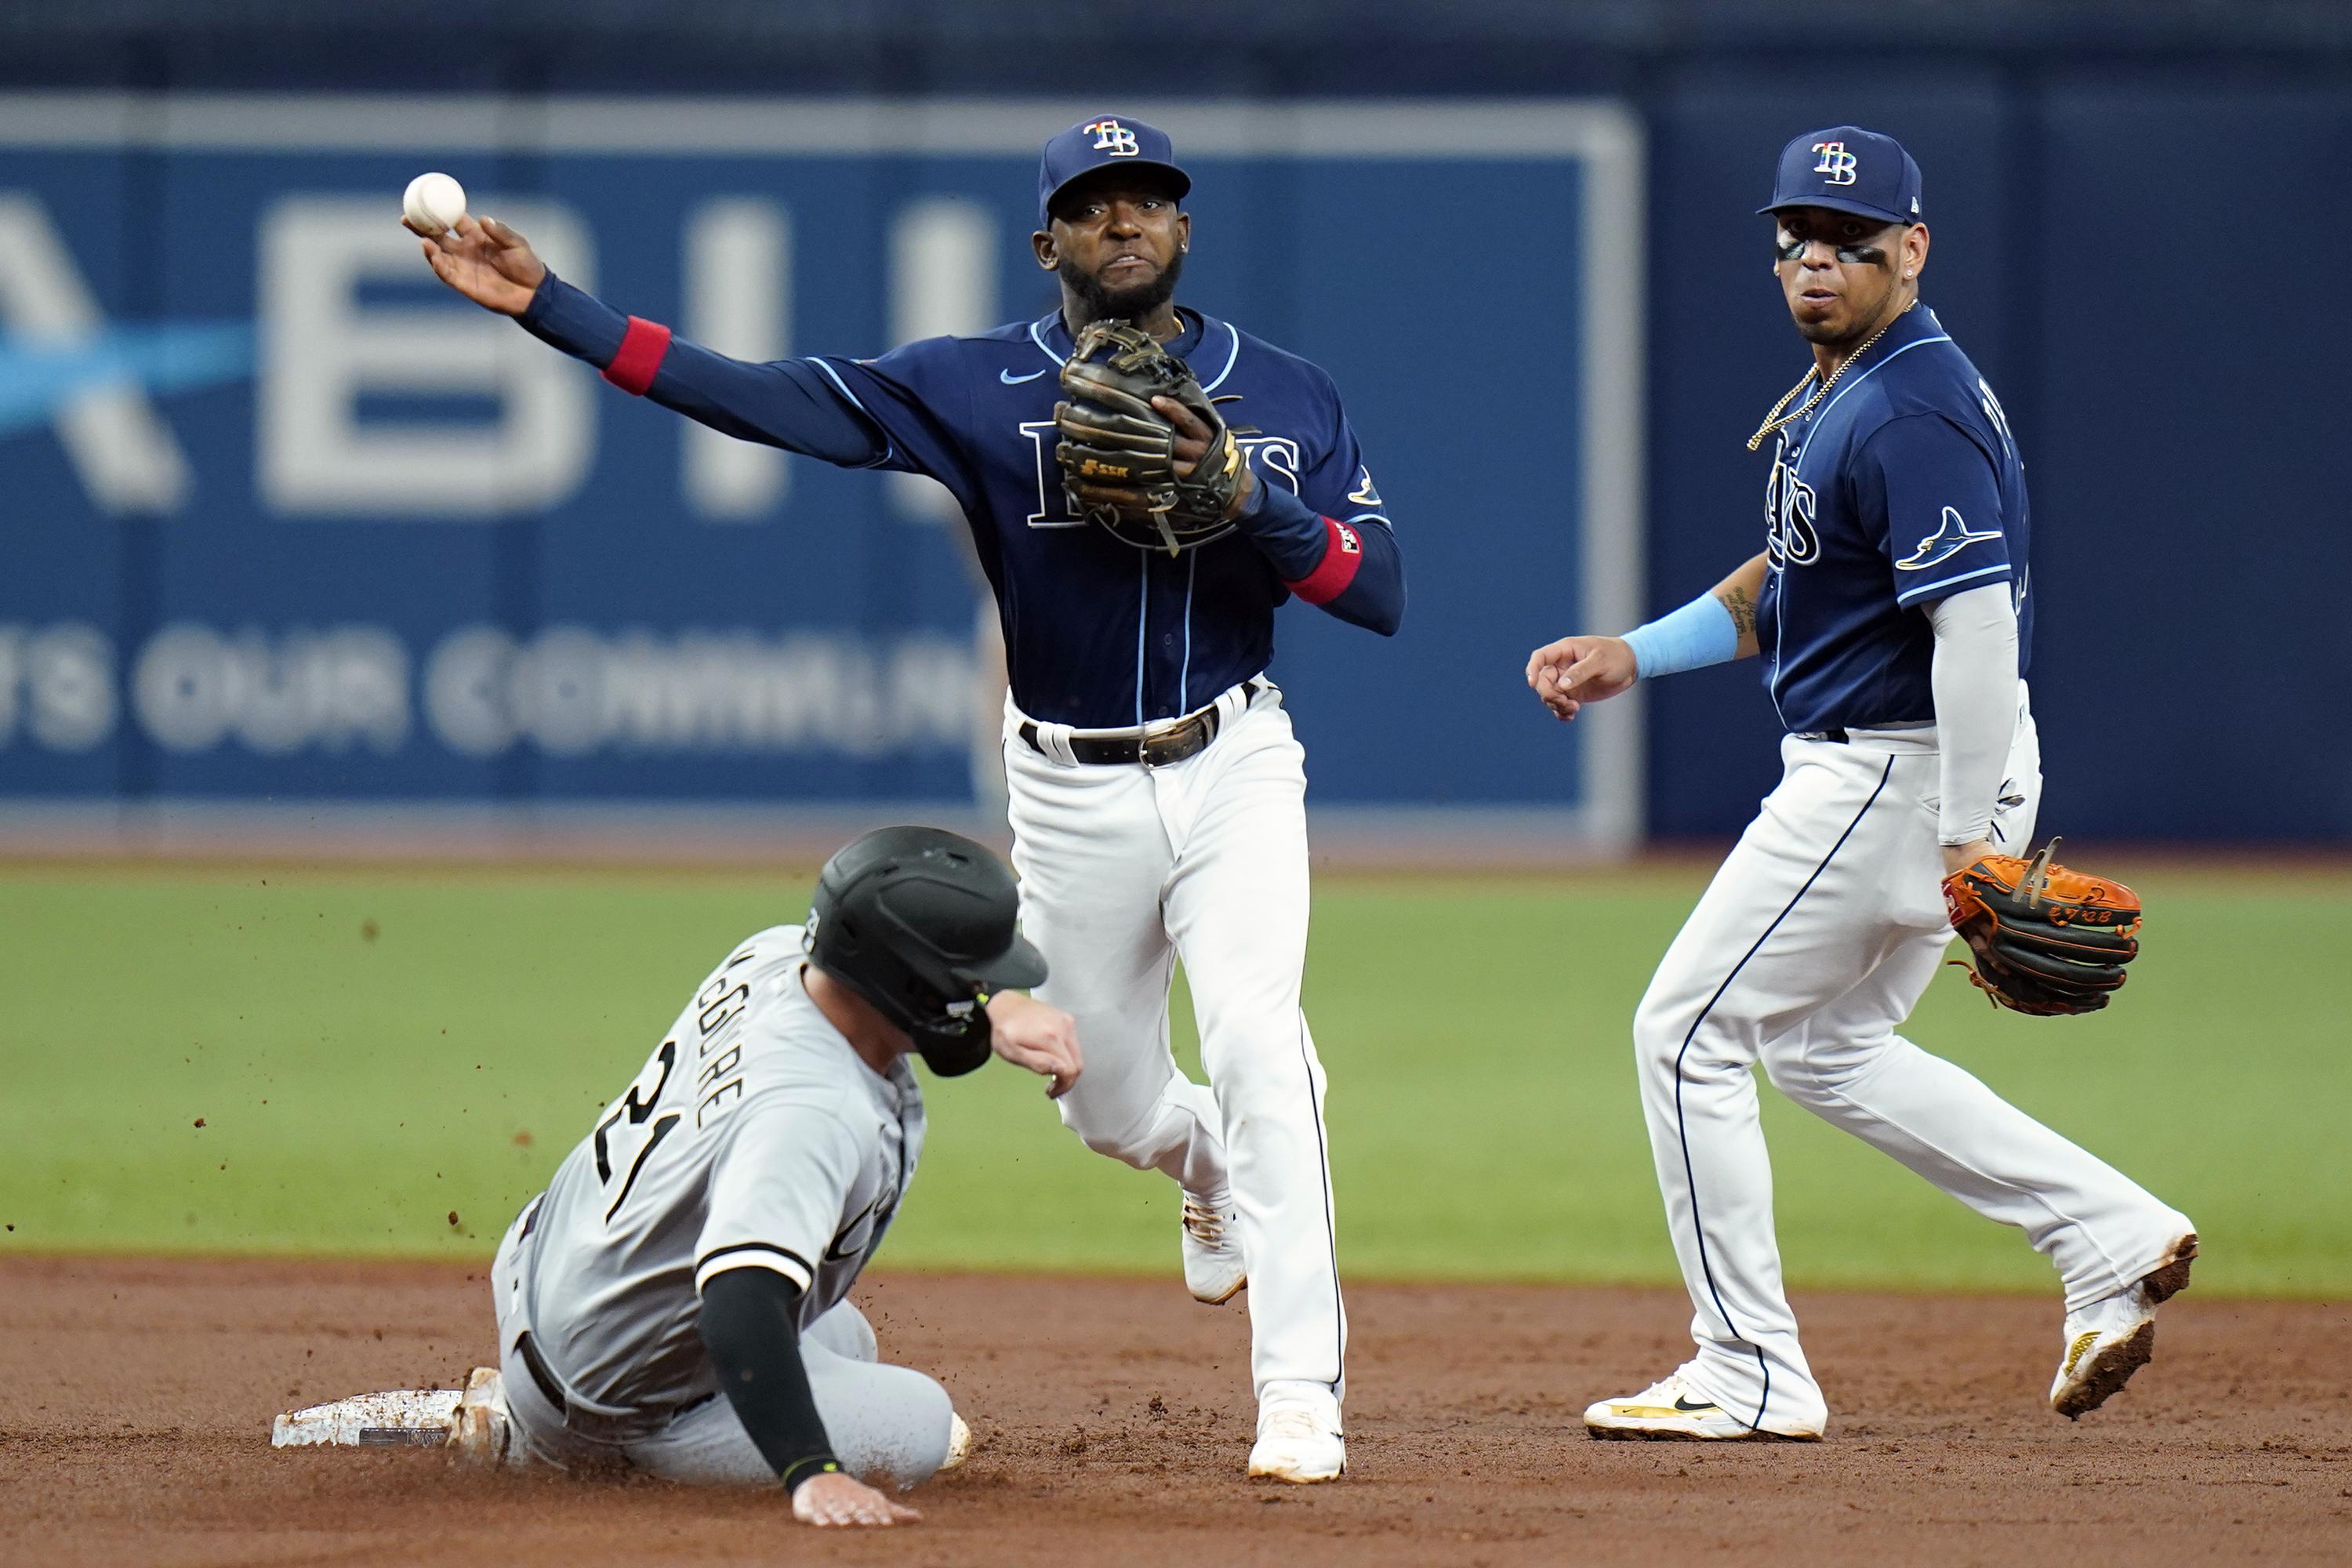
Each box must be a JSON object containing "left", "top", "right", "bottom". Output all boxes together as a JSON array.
[{"left": 402, "top": 172, "right": 467, "bottom": 236}]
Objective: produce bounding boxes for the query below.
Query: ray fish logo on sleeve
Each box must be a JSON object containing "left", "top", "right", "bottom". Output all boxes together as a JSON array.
[
  {"left": 1087, "top": 119, "right": 1141, "bottom": 156},
  {"left": 1811, "top": 140, "right": 1859, "bottom": 186},
  {"left": 1896, "top": 506, "right": 2005, "bottom": 570}
]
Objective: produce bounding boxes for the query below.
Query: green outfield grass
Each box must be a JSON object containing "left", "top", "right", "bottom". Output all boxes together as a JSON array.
[{"left": 2, "top": 862, "right": 2343, "bottom": 1298}]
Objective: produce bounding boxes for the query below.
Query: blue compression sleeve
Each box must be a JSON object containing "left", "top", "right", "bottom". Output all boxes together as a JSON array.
[
  {"left": 1240, "top": 481, "right": 1406, "bottom": 636},
  {"left": 517, "top": 273, "right": 887, "bottom": 467},
  {"left": 1620, "top": 591, "right": 1740, "bottom": 680}
]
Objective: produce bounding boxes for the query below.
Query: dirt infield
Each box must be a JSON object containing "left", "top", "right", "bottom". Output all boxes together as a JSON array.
[{"left": 2, "top": 1258, "right": 2345, "bottom": 1566}]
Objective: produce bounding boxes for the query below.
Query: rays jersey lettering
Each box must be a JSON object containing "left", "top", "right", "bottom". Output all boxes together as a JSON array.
[
  {"left": 1764, "top": 444, "right": 1821, "bottom": 566},
  {"left": 818, "top": 309, "right": 1392, "bottom": 727},
  {"left": 1016, "top": 427, "right": 1303, "bottom": 532},
  {"left": 510, "top": 926, "right": 924, "bottom": 1419},
  {"left": 1753, "top": 307, "right": 2035, "bottom": 732}
]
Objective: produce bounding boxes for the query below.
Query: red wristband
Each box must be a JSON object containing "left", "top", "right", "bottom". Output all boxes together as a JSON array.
[
  {"left": 1283, "top": 516, "right": 1366, "bottom": 605},
  {"left": 603, "top": 318, "right": 673, "bottom": 396}
]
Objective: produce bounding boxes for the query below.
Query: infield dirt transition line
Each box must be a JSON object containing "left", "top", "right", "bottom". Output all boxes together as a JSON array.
[{"left": 2, "top": 1257, "right": 2346, "bottom": 1565}]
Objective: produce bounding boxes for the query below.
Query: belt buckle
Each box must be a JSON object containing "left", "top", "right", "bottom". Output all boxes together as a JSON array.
[{"left": 1139, "top": 714, "right": 1202, "bottom": 768}]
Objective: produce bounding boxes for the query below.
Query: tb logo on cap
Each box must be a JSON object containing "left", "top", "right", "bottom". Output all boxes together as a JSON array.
[
  {"left": 1086, "top": 119, "right": 1141, "bottom": 156},
  {"left": 1811, "top": 140, "right": 1859, "bottom": 186}
]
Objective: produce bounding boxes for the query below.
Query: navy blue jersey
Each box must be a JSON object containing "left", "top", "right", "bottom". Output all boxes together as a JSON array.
[
  {"left": 518, "top": 280, "right": 1403, "bottom": 731},
  {"left": 818, "top": 309, "right": 1396, "bottom": 726},
  {"left": 1756, "top": 305, "right": 2033, "bottom": 733}
]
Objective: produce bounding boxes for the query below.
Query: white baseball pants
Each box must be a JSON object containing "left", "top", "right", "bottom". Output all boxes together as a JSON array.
[
  {"left": 1635, "top": 695, "right": 2192, "bottom": 1434},
  {"left": 1003, "top": 681, "right": 1345, "bottom": 1403},
  {"left": 491, "top": 1210, "right": 956, "bottom": 1486}
]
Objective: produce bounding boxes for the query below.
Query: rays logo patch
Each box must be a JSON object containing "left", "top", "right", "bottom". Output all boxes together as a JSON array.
[
  {"left": 1812, "top": 140, "right": 1859, "bottom": 186},
  {"left": 1086, "top": 119, "right": 1140, "bottom": 156},
  {"left": 1896, "top": 506, "right": 2004, "bottom": 571},
  {"left": 1347, "top": 466, "right": 1383, "bottom": 508}
]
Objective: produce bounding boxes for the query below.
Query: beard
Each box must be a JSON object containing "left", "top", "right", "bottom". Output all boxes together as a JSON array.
[
  {"left": 1058, "top": 247, "right": 1185, "bottom": 322},
  {"left": 1794, "top": 314, "right": 1862, "bottom": 347},
  {"left": 1791, "top": 267, "right": 1900, "bottom": 348},
  {"left": 1793, "top": 295, "right": 1885, "bottom": 349}
]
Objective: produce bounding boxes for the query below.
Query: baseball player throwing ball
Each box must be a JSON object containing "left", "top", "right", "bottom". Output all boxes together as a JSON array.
[
  {"left": 412, "top": 115, "right": 1402, "bottom": 1483},
  {"left": 1526, "top": 127, "right": 2196, "bottom": 1439},
  {"left": 447, "top": 827, "right": 1080, "bottom": 1526}
]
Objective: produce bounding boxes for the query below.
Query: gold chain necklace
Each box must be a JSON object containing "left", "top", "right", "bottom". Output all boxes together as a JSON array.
[{"left": 1746, "top": 301, "right": 1915, "bottom": 452}]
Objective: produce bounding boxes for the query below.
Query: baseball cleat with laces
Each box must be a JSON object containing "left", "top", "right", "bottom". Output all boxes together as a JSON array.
[
  {"left": 1247, "top": 1388, "right": 1345, "bottom": 1483},
  {"left": 1584, "top": 1371, "right": 1823, "bottom": 1441},
  {"left": 1181, "top": 1188, "right": 1247, "bottom": 1305},
  {"left": 2051, "top": 1234, "right": 2196, "bottom": 1419}
]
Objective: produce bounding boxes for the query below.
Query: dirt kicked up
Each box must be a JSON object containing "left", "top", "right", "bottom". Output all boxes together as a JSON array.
[{"left": 2, "top": 1257, "right": 2346, "bottom": 1566}]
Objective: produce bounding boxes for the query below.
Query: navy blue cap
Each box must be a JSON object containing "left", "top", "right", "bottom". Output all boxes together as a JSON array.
[
  {"left": 1038, "top": 114, "right": 1189, "bottom": 227},
  {"left": 1759, "top": 126, "right": 1924, "bottom": 227}
]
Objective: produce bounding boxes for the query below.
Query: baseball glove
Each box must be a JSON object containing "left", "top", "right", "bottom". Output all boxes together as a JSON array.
[
  {"left": 1054, "top": 320, "right": 1250, "bottom": 556},
  {"left": 1942, "top": 839, "right": 2143, "bottom": 1016}
]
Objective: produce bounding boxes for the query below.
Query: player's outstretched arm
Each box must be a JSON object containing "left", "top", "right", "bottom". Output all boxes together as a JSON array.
[
  {"left": 1526, "top": 552, "right": 1767, "bottom": 723},
  {"left": 984, "top": 992, "right": 1082, "bottom": 1099},
  {"left": 408, "top": 213, "right": 888, "bottom": 468}
]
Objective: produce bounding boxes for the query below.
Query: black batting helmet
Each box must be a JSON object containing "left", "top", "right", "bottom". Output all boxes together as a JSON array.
[{"left": 804, "top": 826, "right": 1048, "bottom": 1076}]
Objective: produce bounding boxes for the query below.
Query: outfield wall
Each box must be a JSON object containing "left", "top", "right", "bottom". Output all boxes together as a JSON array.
[
  {"left": 0, "top": 96, "right": 1644, "bottom": 851},
  {"left": 2, "top": 7, "right": 2346, "bottom": 846}
]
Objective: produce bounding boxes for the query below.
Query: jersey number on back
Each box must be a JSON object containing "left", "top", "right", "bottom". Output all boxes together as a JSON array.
[{"left": 594, "top": 1040, "right": 681, "bottom": 1221}]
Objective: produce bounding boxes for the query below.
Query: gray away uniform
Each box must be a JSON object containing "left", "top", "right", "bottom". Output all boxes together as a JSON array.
[{"left": 489, "top": 924, "right": 959, "bottom": 1486}]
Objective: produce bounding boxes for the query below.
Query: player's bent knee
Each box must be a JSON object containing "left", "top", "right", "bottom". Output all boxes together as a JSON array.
[
  {"left": 1759, "top": 1030, "right": 1896, "bottom": 1102},
  {"left": 1051, "top": 1080, "right": 1192, "bottom": 1170},
  {"left": 1633, "top": 986, "right": 1765, "bottom": 1085},
  {"left": 1068, "top": 1123, "right": 1167, "bottom": 1171},
  {"left": 1631, "top": 990, "right": 1695, "bottom": 1079},
  {"left": 1056, "top": 1104, "right": 1165, "bottom": 1169},
  {"left": 826, "top": 1366, "right": 957, "bottom": 1490},
  {"left": 805, "top": 1299, "right": 879, "bottom": 1364},
  {"left": 1757, "top": 1047, "right": 1819, "bottom": 1101}
]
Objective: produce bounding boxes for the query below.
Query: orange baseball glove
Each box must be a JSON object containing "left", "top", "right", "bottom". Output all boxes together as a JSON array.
[{"left": 1942, "top": 840, "right": 2143, "bottom": 1016}]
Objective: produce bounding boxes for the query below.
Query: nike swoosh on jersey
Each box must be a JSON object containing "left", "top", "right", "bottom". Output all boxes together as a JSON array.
[
  {"left": 1895, "top": 506, "right": 2005, "bottom": 571},
  {"left": 1000, "top": 366, "right": 1051, "bottom": 385}
]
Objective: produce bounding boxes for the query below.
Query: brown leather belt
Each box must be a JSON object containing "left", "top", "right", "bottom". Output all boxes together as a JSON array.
[{"left": 1018, "top": 680, "right": 1265, "bottom": 768}]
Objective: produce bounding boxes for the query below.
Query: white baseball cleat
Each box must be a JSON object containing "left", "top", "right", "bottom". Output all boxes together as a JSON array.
[
  {"left": 1583, "top": 1370, "right": 1823, "bottom": 1442},
  {"left": 448, "top": 1366, "right": 514, "bottom": 1464},
  {"left": 940, "top": 1412, "right": 973, "bottom": 1472},
  {"left": 2051, "top": 1234, "right": 2196, "bottom": 1419},
  {"left": 1180, "top": 1188, "right": 1247, "bottom": 1305},
  {"left": 1247, "top": 1388, "right": 1345, "bottom": 1483}
]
